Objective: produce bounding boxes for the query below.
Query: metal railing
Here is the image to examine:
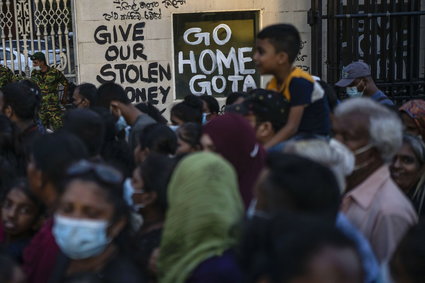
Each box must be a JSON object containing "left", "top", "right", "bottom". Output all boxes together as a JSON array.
[
  {"left": 309, "top": 0, "right": 425, "bottom": 103},
  {"left": 0, "top": 0, "right": 75, "bottom": 80}
]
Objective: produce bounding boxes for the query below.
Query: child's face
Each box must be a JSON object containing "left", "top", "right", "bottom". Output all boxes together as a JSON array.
[
  {"left": 254, "top": 38, "right": 284, "bottom": 75},
  {"left": 2, "top": 188, "right": 39, "bottom": 239}
]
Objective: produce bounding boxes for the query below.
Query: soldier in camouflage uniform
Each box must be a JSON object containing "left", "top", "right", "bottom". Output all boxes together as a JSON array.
[
  {"left": 30, "top": 52, "right": 69, "bottom": 131},
  {"left": 0, "top": 64, "right": 15, "bottom": 88}
]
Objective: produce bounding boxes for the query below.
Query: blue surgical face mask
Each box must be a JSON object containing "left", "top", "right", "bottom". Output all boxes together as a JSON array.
[
  {"left": 346, "top": 86, "right": 363, "bottom": 98},
  {"left": 123, "top": 178, "right": 144, "bottom": 211},
  {"left": 169, "top": 125, "right": 179, "bottom": 132},
  {"left": 115, "top": 116, "right": 128, "bottom": 132},
  {"left": 52, "top": 214, "right": 110, "bottom": 260},
  {"left": 202, "top": 113, "right": 210, "bottom": 125}
]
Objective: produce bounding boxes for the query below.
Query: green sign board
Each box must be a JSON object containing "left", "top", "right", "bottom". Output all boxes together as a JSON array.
[{"left": 173, "top": 11, "right": 260, "bottom": 99}]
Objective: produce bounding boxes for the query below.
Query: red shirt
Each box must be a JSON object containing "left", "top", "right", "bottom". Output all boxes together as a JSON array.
[{"left": 23, "top": 218, "right": 59, "bottom": 283}]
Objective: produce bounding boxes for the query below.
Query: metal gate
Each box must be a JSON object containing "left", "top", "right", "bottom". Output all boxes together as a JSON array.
[
  {"left": 0, "top": 0, "right": 75, "bottom": 81},
  {"left": 309, "top": 0, "right": 425, "bottom": 103}
]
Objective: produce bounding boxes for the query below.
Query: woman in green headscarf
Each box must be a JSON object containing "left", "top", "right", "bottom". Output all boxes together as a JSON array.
[{"left": 157, "top": 152, "right": 244, "bottom": 283}]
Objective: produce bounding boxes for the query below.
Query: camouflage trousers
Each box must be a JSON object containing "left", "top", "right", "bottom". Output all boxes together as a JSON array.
[{"left": 39, "top": 93, "right": 63, "bottom": 131}]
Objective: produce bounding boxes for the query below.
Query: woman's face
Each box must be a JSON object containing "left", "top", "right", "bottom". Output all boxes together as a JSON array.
[
  {"left": 1, "top": 188, "right": 39, "bottom": 239},
  {"left": 176, "top": 137, "right": 195, "bottom": 155},
  {"left": 200, "top": 133, "right": 216, "bottom": 152},
  {"left": 390, "top": 142, "right": 424, "bottom": 192},
  {"left": 56, "top": 180, "right": 115, "bottom": 227}
]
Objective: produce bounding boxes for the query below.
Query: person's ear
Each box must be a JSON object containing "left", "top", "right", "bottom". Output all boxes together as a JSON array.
[
  {"left": 109, "top": 217, "right": 127, "bottom": 239},
  {"left": 277, "top": 51, "right": 289, "bottom": 65},
  {"left": 81, "top": 98, "right": 89, "bottom": 108},
  {"left": 256, "top": 122, "right": 274, "bottom": 138},
  {"left": 110, "top": 101, "right": 121, "bottom": 117},
  {"left": 3, "top": 105, "right": 13, "bottom": 119}
]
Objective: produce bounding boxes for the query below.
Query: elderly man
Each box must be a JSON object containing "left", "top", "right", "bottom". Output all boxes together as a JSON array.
[{"left": 333, "top": 98, "right": 417, "bottom": 263}]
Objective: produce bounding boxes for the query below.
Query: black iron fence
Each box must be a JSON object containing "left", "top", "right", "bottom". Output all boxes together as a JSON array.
[{"left": 309, "top": 0, "right": 425, "bottom": 103}]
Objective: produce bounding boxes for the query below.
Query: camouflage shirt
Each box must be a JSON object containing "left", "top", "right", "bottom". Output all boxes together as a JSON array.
[
  {"left": 0, "top": 64, "right": 15, "bottom": 88},
  {"left": 30, "top": 66, "right": 69, "bottom": 95}
]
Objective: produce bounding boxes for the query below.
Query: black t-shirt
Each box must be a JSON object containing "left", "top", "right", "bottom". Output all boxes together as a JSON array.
[{"left": 49, "top": 251, "right": 146, "bottom": 283}]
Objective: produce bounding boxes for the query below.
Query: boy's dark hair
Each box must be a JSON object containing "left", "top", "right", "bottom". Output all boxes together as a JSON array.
[
  {"left": 76, "top": 83, "right": 98, "bottom": 107},
  {"left": 139, "top": 123, "right": 177, "bottom": 155},
  {"left": 200, "top": 95, "right": 219, "bottom": 114},
  {"left": 170, "top": 94, "right": 203, "bottom": 124},
  {"left": 62, "top": 109, "right": 105, "bottom": 157},
  {"left": 257, "top": 23, "right": 301, "bottom": 64},
  {"left": 136, "top": 102, "right": 168, "bottom": 124},
  {"left": 2, "top": 82, "right": 39, "bottom": 120},
  {"left": 30, "top": 132, "right": 89, "bottom": 191},
  {"left": 239, "top": 213, "right": 359, "bottom": 283},
  {"left": 264, "top": 152, "right": 341, "bottom": 222},
  {"left": 97, "top": 82, "right": 130, "bottom": 108}
]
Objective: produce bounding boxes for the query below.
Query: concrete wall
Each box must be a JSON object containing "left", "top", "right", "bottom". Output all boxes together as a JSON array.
[{"left": 74, "top": 0, "right": 312, "bottom": 115}]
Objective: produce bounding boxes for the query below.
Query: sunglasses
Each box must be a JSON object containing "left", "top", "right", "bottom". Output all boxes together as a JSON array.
[{"left": 67, "top": 160, "right": 123, "bottom": 185}]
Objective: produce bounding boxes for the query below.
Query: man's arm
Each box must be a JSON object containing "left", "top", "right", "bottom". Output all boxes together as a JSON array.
[{"left": 264, "top": 104, "right": 305, "bottom": 149}]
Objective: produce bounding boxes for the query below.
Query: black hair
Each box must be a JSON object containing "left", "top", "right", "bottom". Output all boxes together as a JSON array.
[
  {"left": 390, "top": 221, "right": 425, "bottom": 283},
  {"left": 257, "top": 24, "right": 301, "bottom": 64},
  {"left": 246, "top": 88, "right": 290, "bottom": 132},
  {"left": 239, "top": 213, "right": 360, "bottom": 283},
  {"left": 176, "top": 122, "right": 202, "bottom": 149},
  {"left": 2, "top": 82, "right": 39, "bottom": 120},
  {"left": 0, "top": 156, "right": 17, "bottom": 201},
  {"left": 139, "top": 123, "right": 177, "bottom": 155},
  {"left": 30, "top": 132, "right": 89, "bottom": 192},
  {"left": 76, "top": 83, "right": 98, "bottom": 107},
  {"left": 170, "top": 95, "right": 203, "bottom": 124},
  {"left": 135, "top": 102, "right": 168, "bottom": 124},
  {"left": 200, "top": 95, "right": 219, "bottom": 114},
  {"left": 226, "top": 91, "right": 247, "bottom": 106},
  {"left": 2, "top": 178, "right": 45, "bottom": 212},
  {"left": 264, "top": 152, "right": 341, "bottom": 222},
  {"left": 0, "top": 254, "right": 20, "bottom": 282},
  {"left": 317, "top": 80, "right": 339, "bottom": 113},
  {"left": 91, "top": 107, "right": 135, "bottom": 178},
  {"left": 62, "top": 109, "right": 105, "bottom": 157},
  {"left": 138, "top": 153, "right": 176, "bottom": 212},
  {"left": 0, "top": 115, "right": 20, "bottom": 175},
  {"left": 97, "top": 82, "right": 130, "bottom": 108}
]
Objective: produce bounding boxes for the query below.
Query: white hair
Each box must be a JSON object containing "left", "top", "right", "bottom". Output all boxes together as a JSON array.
[
  {"left": 284, "top": 139, "right": 355, "bottom": 193},
  {"left": 334, "top": 97, "right": 402, "bottom": 162}
]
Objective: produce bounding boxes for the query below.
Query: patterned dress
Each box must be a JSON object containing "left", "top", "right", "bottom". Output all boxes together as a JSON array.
[{"left": 30, "top": 67, "right": 68, "bottom": 130}]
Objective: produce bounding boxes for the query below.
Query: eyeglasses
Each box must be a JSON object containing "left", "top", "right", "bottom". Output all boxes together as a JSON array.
[{"left": 67, "top": 160, "right": 123, "bottom": 185}]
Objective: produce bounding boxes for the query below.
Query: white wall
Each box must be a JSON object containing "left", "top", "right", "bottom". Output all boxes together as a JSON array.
[{"left": 74, "top": 0, "right": 311, "bottom": 116}]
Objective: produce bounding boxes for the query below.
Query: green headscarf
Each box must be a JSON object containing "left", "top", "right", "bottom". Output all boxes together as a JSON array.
[{"left": 158, "top": 152, "right": 244, "bottom": 283}]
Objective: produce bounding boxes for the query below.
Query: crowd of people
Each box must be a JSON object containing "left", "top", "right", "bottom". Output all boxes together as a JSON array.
[{"left": 0, "top": 23, "right": 424, "bottom": 283}]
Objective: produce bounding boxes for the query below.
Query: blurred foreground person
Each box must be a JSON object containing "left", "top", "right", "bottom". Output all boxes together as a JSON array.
[{"left": 158, "top": 152, "right": 244, "bottom": 283}]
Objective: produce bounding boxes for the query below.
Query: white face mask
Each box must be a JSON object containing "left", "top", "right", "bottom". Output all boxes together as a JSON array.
[
  {"left": 352, "top": 143, "right": 374, "bottom": 171},
  {"left": 33, "top": 66, "right": 41, "bottom": 71},
  {"left": 52, "top": 215, "right": 111, "bottom": 260},
  {"left": 123, "top": 178, "right": 145, "bottom": 211}
]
